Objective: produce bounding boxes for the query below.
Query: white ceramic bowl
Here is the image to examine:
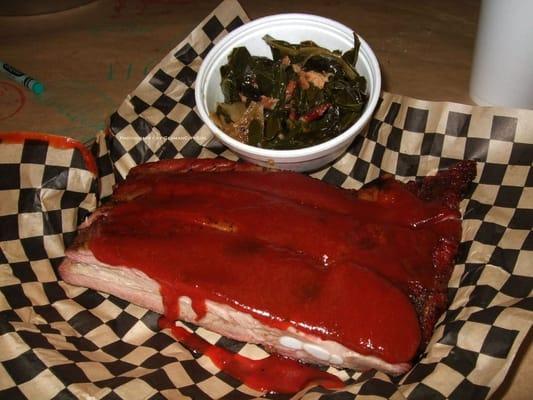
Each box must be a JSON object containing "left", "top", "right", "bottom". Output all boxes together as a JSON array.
[{"left": 195, "top": 13, "right": 381, "bottom": 172}]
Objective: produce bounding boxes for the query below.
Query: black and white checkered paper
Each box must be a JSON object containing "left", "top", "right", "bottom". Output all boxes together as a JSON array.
[{"left": 1, "top": 0, "right": 532, "bottom": 398}]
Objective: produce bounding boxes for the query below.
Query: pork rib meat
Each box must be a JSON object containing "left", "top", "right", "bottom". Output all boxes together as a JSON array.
[{"left": 59, "top": 158, "right": 476, "bottom": 376}]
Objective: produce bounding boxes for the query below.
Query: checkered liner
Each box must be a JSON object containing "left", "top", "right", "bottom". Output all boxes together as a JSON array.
[{"left": 1, "top": 0, "right": 532, "bottom": 398}]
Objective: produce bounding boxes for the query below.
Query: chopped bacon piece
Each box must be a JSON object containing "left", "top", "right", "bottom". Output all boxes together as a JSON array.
[
  {"left": 289, "top": 109, "right": 298, "bottom": 121},
  {"left": 298, "top": 70, "right": 330, "bottom": 90},
  {"left": 281, "top": 55, "right": 291, "bottom": 66},
  {"left": 285, "top": 80, "right": 297, "bottom": 100},
  {"left": 301, "top": 103, "right": 331, "bottom": 123},
  {"left": 260, "top": 95, "right": 279, "bottom": 110}
]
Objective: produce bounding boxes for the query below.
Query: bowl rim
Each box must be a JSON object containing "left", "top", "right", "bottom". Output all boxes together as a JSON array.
[{"left": 195, "top": 13, "right": 381, "bottom": 161}]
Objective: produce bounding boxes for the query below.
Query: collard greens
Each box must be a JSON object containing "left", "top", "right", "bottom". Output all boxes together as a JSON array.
[{"left": 212, "top": 34, "right": 368, "bottom": 149}]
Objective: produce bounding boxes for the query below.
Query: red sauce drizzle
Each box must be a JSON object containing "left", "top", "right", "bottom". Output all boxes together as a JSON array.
[
  {"left": 159, "top": 318, "right": 344, "bottom": 394},
  {"left": 0, "top": 131, "right": 97, "bottom": 175}
]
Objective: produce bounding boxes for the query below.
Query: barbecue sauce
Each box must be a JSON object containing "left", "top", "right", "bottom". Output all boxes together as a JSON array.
[
  {"left": 88, "top": 165, "right": 463, "bottom": 392},
  {"left": 159, "top": 318, "right": 344, "bottom": 393},
  {"left": 0, "top": 131, "right": 97, "bottom": 174}
]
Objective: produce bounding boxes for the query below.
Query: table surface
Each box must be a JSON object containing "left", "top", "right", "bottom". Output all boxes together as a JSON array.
[{"left": 0, "top": 1, "right": 530, "bottom": 398}]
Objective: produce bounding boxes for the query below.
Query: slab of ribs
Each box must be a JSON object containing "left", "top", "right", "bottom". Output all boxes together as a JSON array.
[{"left": 60, "top": 158, "right": 476, "bottom": 376}]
